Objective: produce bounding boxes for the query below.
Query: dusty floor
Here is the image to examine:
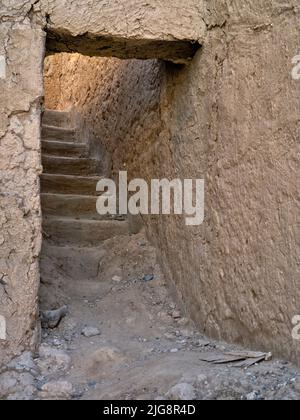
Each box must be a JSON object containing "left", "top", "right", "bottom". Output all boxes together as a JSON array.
[{"left": 1, "top": 230, "right": 300, "bottom": 400}]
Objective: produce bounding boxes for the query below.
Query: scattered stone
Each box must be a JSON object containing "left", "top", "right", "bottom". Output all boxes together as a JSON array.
[
  {"left": 0, "top": 372, "right": 18, "bottom": 398},
  {"left": 164, "top": 332, "right": 175, "bottom": 340},
  {"left": 166, "top": 383, "right": 196, "bottom": 400},
  {"left": 81, "top": 326, "right": 101, "bottom": 338},
  {"left": 40, "top": 305, "right": 68, "bottom": 329},
  {"left": 143, "top": 274, "right": 155, "bottom": 282},
  {"left": 7, "top": 351, "right": 36, "bottom": 373},
  {"left": 40, "top": 380, "right": 73, "bottom": 400},
  {"left": 0, "top": 372, "right": 36, "bottom": 400},
  {"left": 170, "top": 348, "right": 179, "bottom": 353},
  {"left": 37, "top": 345, "right": 71, "bottom": 375},
  {"left": 246, "top": 390, "right": 260, "bottom": 401},
  {"left": 196, "top": 339, "right": 210, "bottom": 347},
  {"left": 172, "top": 310, "right": 181, "bottom": 319},
  {"left": 196, "top": 374, "right": 208, "bottom": 384},
  {"left": 112, "top": 276, "right": 122, "bottom": 283}
]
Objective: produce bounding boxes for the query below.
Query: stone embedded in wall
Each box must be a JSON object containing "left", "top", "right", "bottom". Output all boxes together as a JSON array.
[
  {"left": 0, "top": 316, "right": 6, "bottom": 340},
  {"left": 46, "top": 32, "right": 201, "bottom": 63},
  {"left": 0, "top": 55, "right": 6, "bottom": 79},
  {"left": 43, "top": 0, "right": 205, "bottom": 62}
]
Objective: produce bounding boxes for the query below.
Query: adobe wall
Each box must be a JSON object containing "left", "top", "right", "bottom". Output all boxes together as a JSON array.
[{"left": 44, "top": 1, "right": 300, "bottom": 364}]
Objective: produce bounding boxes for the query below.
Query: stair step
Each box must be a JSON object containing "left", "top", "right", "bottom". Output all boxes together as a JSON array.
[
  {"left": 42, "top": 140, "right": 88, "bottom": 158},
  {"left": 43, "top": 217, "right": 129, "bottom": 246},
  {"left": 41, "top": 193, "right": 125, "bottom": 220},
  {"left": 41, "top": 174, "right": 100, "bottom": 195},
  {"left": 42, "top": 125, "right": 77, "bottom": 142},
  {"left": 42, "top": 109, "right": 71, "bottom": 128},
  {"left": 42, "top": 155, "right": 101, "bottom": 176}
]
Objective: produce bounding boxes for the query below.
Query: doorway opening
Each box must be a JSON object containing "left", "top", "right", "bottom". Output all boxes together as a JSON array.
[{"left": 37, "top": 32, "right": 201, "bottom": 398}]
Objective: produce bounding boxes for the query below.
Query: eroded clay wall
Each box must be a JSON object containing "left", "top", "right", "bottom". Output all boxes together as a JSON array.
[
  {"left": 0, "top": 22, "right": 45, "bottom": 363},
  {"left": 44, "top": 1, "right": 300, "bottom": 364},
  {"left": 44, "top": 54, "right": 164, "bottom": 178}
]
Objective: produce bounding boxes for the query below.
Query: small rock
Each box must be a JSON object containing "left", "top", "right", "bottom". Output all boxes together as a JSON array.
[
  {"left": 143, "top": 274, "right": 155, "bottom": 282},
  {"left": 196, "top": 374, "right": 208, "bottom": 384},
  {"left": 8, "top": 351, "right": 36, "bottom": 373},
  {"left": 196, "top": 339, "right": 210, "bottom": 347},
  {"left": 112, "top": 276, "right": 122, "bottom": 283},
  {"left": 40, "top": 305, "right": 68, "bottom": 329},
  {"left": 52, "top": 339, "right": 62, "bottom": 347},
  {"left": 40, "top": 380, "right": 73, "bottom": 400},
  {"left": 164, "top": 332, "right": 175, "bottom": 340},
  {"left": 172, "top": 310, "right": 181, "bottom": 319},
  {"left": 0, "top": 372, "right": 18, "bottom": 398},
  {"left": 37, "top": 345, "right": 71, "bottom": 375},
  {"left": 246, "top": 391, "right": 260, "bottom": 401},
  {"left": 82, "top": 326, "right": 101, "bottom": 338},
  {"left": 166, "top": 383, "right": 196, "bottom": 401},
  {"left": 170, "top": 348, "right": 179, "bottom": 353}
]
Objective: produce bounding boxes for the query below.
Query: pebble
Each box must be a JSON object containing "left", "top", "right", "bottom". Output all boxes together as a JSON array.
[
  {"left": 40, "top": 380, "right": 73, "bottom": 400},
  {"left": 166, "top": 383, "right": 196, "bottom": 400},
  {"left": 81, "top": 327, "right": 101, "bottom": 338},
  {"left": 246, "top": 391, "right": 260, "bottom": 401},
  {"left": 172, "top": 310, "right": 181, "bottom": 319},
  {"left": 37, "top": 345, "right": 71, "bottom": 375},
  {"left": 143, "top": 274, "right": 155, "bottom": 282},
  {"left": 7, "top": 352, "right": 36, "bottom": 373}
]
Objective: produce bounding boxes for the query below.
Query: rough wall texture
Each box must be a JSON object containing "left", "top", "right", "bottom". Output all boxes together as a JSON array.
[
  {"left": 157, "top": 5, "right": 300, "bottom": 363},
  {"left": 44, "top": 0, "right": 204, "bottom": 62},
  {"left": 44, "top": 54, "right": 164, "bottom": 177},
  {"left": 0, "top": 17, "right": 45, "bottom": 363},
  {"left": 44, "top": 1, "right": 300, "bottom": 364},
  {"left": 0, "top": 0, "right": 202, "bottom": 363}
]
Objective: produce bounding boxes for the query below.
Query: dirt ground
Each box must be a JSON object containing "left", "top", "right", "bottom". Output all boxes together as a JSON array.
[{"left": 1, "top": 231, "right": 300, "bottom": 400}]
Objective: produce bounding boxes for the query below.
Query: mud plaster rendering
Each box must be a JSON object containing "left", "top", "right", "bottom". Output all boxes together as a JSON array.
[{"left": 1, "top": 0, "right": 300, "bottom": 371}]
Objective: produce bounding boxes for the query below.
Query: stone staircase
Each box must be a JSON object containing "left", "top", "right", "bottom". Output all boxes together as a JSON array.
[{"left": 41, "top": 109, "right": 128, "bottom": 246}]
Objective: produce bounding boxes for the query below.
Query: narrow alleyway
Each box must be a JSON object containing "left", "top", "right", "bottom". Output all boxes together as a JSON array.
[{"left": 1, "top": 110, "right": 300, "bottom": 400}]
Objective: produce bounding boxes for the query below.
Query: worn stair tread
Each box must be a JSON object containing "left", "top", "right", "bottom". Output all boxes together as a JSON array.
[
  {"left": 41, "top": 193, "right": 124, "bottom": 221},
  {"left": 41, "top": 174, "right": 101, "bottom": 195},
  {"left": 42, "top": 155, "right": 101, "bottom": 176},
  {"left": 42, "top": 124, "right": 77, "bottom": 142},
  {"left": 42, "top": 109, "right": 71, "bottom": 128},
  {"left": 42, "top": 140, "right": 88, "bottom": 157},
  {"left": 43, "top": 216, "right": 129, "bottom": 245}
]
